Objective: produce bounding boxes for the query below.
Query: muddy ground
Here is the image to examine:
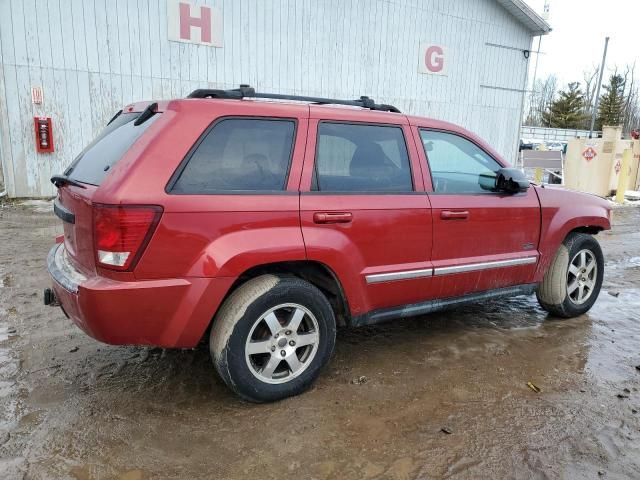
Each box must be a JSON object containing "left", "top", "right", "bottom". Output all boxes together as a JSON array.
[{"left": 1, "top": 201, "right": 639, "bottom": 480}]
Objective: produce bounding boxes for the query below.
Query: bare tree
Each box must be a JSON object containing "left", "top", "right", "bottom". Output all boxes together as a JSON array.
[
  {"left": 625, "top": 90, "right": 640, "bottom": 133},
  {"left": 582, "top": 65, "right": 600, "bottom": 128},
  {"left": 525, "top": 74, "right": 558, "bottom": 126},
  {"left": 621, "top": 63, "right": 640, "bottom": 133}
]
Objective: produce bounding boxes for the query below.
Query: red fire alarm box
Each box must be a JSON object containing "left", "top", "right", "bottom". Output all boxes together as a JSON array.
[{"left": 34, "top": 117, "right": 54, "bottom": 153}]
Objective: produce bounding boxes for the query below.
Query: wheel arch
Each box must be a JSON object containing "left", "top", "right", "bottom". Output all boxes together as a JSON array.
[
  {"left": 218, "top": 260, "right": 351, "bottom": 328},
  {"left": 568, "top": 225, "right": 605, "bottom": 235},
  {"left": 535, "top": 215, "right": 609, "bottom": 282}
]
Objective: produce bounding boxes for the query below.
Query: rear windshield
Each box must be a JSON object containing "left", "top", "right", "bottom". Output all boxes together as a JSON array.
[{"left": 65, "top": 112, "right": 159, "bottom": 186}]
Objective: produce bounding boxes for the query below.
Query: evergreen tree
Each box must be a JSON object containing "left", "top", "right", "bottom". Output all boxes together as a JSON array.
[
  {"left": 596, "top": 74, "right": 626, "bottom": 129},
  {"left": 541, "top": 82, "right": 588, "bottom": 128}
]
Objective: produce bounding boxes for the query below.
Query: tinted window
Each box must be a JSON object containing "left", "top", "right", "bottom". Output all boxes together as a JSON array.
[
  {"left": 172, "top": 118, "right": 295, "bottom": 193},
  {"left": 65, "top": 112, "right": 159, "bottom": 186},
  {"left": 314, "top": 123, "right": 413, "bottom": 192},
  {"left": 420, "top": 130, "right": 502, "bottom": 194}
]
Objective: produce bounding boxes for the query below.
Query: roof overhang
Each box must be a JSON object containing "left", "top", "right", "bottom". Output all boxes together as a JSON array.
[{"left": 495, "top": 0, "right": 552, "bottom": 36}]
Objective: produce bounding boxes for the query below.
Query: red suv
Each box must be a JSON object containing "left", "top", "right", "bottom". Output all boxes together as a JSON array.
[{"left": 45, "top": 86, "right": 611, "bottom": 402}]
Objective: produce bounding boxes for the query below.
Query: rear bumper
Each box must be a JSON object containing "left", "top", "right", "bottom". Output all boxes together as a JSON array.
[
  {"left": 47, "top": 243, "right": 87, "bottom": 293},
  {"left": 47, "top": 244, "right": 233, "bottom": 348}
]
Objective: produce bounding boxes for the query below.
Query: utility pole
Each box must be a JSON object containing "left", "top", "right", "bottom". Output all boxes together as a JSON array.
[{"left": 589, "top": 36, "right": 610, "bottom": 138}]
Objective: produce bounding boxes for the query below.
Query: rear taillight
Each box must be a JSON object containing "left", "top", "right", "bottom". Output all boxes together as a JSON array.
[{"left": 93, "top": 204, "right": 162, "bottom": 271}]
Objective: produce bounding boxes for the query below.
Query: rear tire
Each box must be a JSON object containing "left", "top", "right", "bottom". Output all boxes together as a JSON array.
[
  {"left": 210, "top": 275, "right": 336, "bottom": 402},
  {"left": 537, "top": 232, "right": 604, "bottom": 318}
]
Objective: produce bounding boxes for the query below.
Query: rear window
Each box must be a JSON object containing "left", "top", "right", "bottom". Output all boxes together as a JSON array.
[
  {"left": 65, "top": 112, "right": 159, "bottom": 186},
  {"left": 170, "top": 118, "right": 296, "bottom": 193}
]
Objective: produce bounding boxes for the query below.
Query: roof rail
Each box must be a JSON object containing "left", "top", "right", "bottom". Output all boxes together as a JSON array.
[{"left": 186, "top": 85, "right": 401, "bottom": 113}]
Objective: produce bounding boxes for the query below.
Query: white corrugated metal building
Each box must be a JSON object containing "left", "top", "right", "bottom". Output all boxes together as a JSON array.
[{"left": 0, "top": 0, "right": 549, "bottom": 198}]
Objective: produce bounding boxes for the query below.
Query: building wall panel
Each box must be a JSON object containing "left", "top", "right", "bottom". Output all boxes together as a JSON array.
[{"left": 0, "top": 0, "right": 534, "bottom": 197}]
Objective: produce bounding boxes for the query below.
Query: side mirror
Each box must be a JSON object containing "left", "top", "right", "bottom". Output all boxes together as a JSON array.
[
  {"left": 496, "top": 168, "right": 529, "bottom": 194},
  {"left": 478, "top": 168, "right": 529, "bottom": 194}
]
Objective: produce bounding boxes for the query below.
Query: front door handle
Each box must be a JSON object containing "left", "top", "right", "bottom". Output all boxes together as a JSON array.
[
  {"left": 313, "top": 212, "right": 353, "bottom": 224},
  {"left": 441, "top": 210, "right": 469, "bottom": 220}
]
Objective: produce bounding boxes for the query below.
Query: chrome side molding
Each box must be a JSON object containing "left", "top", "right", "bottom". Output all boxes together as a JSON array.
[
  {"left": 365, "top": 256, "right": 538, "bottom": 284},
  {"left": 365, "top": 268, "right": 434, "bottom": 284},
  {"left": 433, "top": 256, "right": 538, "bottom": 276}
]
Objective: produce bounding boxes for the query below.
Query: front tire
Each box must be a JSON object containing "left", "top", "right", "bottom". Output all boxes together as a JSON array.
[
  {"left": 210, "top": 275, "right": 336, "bottom": 402},
  {"left": 537, "top": 232, "right": 604, "bottom": 318}
]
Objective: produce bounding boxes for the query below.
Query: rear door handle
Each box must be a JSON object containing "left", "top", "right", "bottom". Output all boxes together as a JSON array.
[
  {"left": 313, "top": 212, "right": 353, "bottom": 224},
  {"left": 441, "top": 210, "right": 469, "bottom": 220}
]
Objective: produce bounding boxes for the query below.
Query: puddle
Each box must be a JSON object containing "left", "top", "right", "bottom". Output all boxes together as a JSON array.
[{"left": 606, "top": 256, "right": 640, "bottom": 269}]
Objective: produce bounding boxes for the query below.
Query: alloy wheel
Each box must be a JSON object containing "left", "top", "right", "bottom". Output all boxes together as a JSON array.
[
  {"left": 567, "top": 249, "right": 597, "bottom": 305},
  {"left": 245, "top": 303, "right": 320, "bottom": 384}
]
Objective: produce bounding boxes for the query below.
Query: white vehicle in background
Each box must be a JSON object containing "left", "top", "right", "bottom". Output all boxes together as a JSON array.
[{"left": 546, "top": 141, "right": 566, "bottom": 152}]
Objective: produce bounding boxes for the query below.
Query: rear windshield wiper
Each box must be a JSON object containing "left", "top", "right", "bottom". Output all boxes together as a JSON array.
[{"left": 51, "top": 174, "right": 87, "bottom": 189}]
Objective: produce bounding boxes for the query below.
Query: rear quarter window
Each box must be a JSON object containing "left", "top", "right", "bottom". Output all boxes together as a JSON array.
[
  {"left": 170, "top": 117, "right": 296, "bottom": 193},
  {"left": 65, "top": 112, "right": 159, "bottom": 186}
]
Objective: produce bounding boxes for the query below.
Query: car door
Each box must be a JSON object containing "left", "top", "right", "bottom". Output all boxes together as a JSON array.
[
  {"left": 414, "top": 127, "right": 541, "bottom": 299},
  {"left": 299, "top": 109, "right": 433, "bottom": 317}
]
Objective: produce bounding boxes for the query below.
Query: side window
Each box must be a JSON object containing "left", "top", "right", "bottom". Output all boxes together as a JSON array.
[
  {"left": 420, "top": 130, "right": 502, "bottom": 194},
  {"left": 171, "top": 118, "right": 295, "bottom": 193},
  {"left": 314, "top": 123, "right": 413, "bottom": 192}
]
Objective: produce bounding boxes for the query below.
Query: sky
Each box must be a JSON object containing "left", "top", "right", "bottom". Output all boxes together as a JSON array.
[{"left": 524, "top": 0, "right": 640, "bottom": 89}]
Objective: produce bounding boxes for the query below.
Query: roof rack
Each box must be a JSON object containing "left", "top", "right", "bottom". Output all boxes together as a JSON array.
[{"left": 186, "top": 85, "right": 401, "bottom": 113}]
